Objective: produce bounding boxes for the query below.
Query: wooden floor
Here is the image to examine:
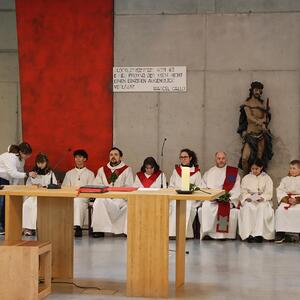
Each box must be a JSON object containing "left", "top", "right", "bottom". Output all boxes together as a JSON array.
[{"left": 1, "top": 234, "right": 300, "bottom": 300}]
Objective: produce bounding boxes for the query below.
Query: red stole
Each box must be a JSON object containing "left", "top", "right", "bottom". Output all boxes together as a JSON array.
[
  {"left": 137, "top": 171, "right": 161, "bottom": 188},
  {"left": 103, "top": 164, "right": 128, "bottom": 184},
  {"left": 216, "top": 166, "right": 238, "bottom": 233},
  {"left": 175, "top": 165, "right": 200, "bottom": 177}
]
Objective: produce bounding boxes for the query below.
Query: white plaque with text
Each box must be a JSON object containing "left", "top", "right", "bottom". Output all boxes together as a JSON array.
[{"left": 113, "top": 66, "right": 186, "bottom": 92}]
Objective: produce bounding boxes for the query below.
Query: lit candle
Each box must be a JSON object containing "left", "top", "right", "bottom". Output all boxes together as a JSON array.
[{"left": 181, "top": 166, "right": 190, "bottom": 191}]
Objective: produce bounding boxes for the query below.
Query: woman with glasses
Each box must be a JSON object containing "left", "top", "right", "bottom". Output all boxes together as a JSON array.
[{"left": 168, "top": 149, "right": 201, "bottom": 238}]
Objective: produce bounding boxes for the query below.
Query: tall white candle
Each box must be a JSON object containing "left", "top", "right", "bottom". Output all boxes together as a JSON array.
[{"left": 181, "top": 166, "right": 190, "bottom": 191}]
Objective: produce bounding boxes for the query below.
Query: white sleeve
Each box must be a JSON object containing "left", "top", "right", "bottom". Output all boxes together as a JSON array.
[
  {"left": 200, "top": 171, "right": 208, "bottom": 188},
  {"left": 240, "top": 176, "right": 252, "bottom": 204},
  {"left": 124, "top": 168, "right": 134, "bottom": 187},
  {"left": 93, "top": 168, "right": 105, "bottom": 185},
  {"left": 88, "top": 171, "right": 95, "bottom": 185},
  {"left": 261, "top": 175, "right": 273, "bottom": 202},
  {"left": 276, "top": 178, "right": 288, "bottom": 203},
  {"left": 230, "top": 174, "right": 241, "bottom": 207},
  {"left": 194, "top": 171, "right": 202, "bottom": 187},
  {"left": 3, "top": 157, "right": 26, "bottom": 179},
  {"left": 168, "top": 170, "right": 177, "bottom": 188},
  {"left": 62, "top": 172, "right": 71, "bottom": 187},
  {"left": 133, "top": 175, "right": 142, "bottom": 188}
]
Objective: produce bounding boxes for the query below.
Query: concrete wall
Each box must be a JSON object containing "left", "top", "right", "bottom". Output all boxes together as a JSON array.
[
  {"left": 114, "top": 0, "right": 300, "bottom": 188},
  {"left": 0, "top": 0, "right": 299, "bottom": 188},
  {"left": 0, "top": 0, "right": 21, "bottom": 153}
]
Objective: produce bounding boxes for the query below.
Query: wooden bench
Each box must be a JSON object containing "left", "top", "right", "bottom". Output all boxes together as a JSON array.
[{"left": 0, "top": 240, "right": 52, "bottom": 300}]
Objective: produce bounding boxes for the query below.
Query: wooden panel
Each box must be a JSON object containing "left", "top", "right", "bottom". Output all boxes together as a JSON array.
[
  {"left": 0, "top": 246, "right": 39, "bottom": 300},
  {"left": 5, "top": 195, "right": 23, "bottom": 241},
  {"left": 127, "top": 195, "right": 169, "bottom": 298},
  {"left": 176, "top": 200, "right": 186, "bottom": 287},
  {"left": 37, "top": 196, "right": 73, "bottom": 279}
]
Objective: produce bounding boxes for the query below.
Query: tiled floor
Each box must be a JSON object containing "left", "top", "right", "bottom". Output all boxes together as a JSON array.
[{"left": 1, "top": 234, "right": 300, "bottom": 299}]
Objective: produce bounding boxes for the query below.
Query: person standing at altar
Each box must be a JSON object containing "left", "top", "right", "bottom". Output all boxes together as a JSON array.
[
  {"left": 133, "top": 157, "right": 167, "bottom": 188},
  {"left": 199, "top": 151, "right": 241, "bottom": 240},
  {"left": 275, "top": 160, "right": 300, "bottom": 243},
  {"left": 62, "top": 149, "right": 95, "bottom": 237},
  {"left": 238, "top": 159, "right": 274, "bottom": 242},
  {"left": 169, "top": 148, "right": 202, "bottom": 238},
  {"left": 0, "top": 142, "right": 36, "bottom": 234},
  {"left": 92, "top": 147, "right": 133, "bottom": 238}
]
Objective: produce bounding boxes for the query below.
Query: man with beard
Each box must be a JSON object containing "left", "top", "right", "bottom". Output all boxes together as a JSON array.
[
  {"left": 91, "top": 147, "right": 133, "bottom": 238},
  {"left": 199, "top": 152, "right": 241, "bottom": 240},
  {"left": 237, "top": 81, "right": 273, "bottom": 175}
]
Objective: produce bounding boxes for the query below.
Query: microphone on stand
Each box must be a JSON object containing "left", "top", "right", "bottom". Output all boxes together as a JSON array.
[
  {"left": 160, "top": 138, "right": 167, "bottom": 188},
  {"left": 47, "top": 148, "right": 72, "bottom": 189}
]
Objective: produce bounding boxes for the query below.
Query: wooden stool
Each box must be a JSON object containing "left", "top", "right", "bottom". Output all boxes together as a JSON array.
[{"left": 0, "top": 240, "right": 52, "bottom": 300}]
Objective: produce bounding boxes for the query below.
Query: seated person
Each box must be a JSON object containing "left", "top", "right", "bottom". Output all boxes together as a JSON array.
[
  {"left": 62, "top": 149, "right": 95, "bottom": 237},
  {"left": 238, "top": 159, "right": 274, "bottom": 243},
  {"left": 23, "top": 153, "right": 56, "bottom": 236},
  {"left": 169, "top": 148, "right": 201, "bottom": 238},
  {"left": 92, "top": 147, "right": 133, "bottom": 238},
  {"left": 199, "top": 151, "right": 240, "bottom": 240},
  {"left": 275, "top": 160, "right": 300, "bottom": 243},
  {"left": 133, "top": 157, "right": 166, "bottom": 188}
]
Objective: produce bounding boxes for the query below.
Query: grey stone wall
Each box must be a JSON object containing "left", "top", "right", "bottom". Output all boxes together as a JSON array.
[
  {"left": 114, "top": 0, "right": 300, "bottom": 188},
  {"left": 0, "top": 0, "right": 21, "bottom": 153}
]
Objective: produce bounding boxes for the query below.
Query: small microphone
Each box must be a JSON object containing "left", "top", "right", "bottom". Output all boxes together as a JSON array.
[
  {"left": 160, "top": 138, "right": 167, "bottom": 188},
  {"left": 47, "top": 148, "right": 72, "bottom": 189}
]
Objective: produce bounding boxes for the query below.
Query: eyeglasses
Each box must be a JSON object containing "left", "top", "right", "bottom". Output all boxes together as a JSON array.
[{"left": 179, "top": 156, "right": 189, "bottom": 159}]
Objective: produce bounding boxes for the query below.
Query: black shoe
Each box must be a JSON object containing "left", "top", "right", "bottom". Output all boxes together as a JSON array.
[
  {"left": 247, "top": 236, "right": 254, "bottom": 243},
  {"left": 254, "top": 236, "right": 263, "bottom": 243},
  {"left": 92, "top": 232, "right": 104, "bottom": 238},
  {"left": 275, "top": 232, "right": 285, "bottom": 244},
  {"left": 74, "top": 226, "right": 82, "bottom": 238}
]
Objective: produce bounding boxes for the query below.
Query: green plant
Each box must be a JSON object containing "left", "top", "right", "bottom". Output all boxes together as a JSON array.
[
  {"left": 218, "top": 191, "right": 231, "bottom": 202},
  {"left": 189, "top": 183, "right": 200, "bottom": 192}
]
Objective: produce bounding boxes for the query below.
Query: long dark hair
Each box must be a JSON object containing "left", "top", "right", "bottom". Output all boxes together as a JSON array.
[
  {"left": 246, "top": 81, "right": 264, "bottom": 101},
  {"left": 141, "top": 157, "right": 160, "bottom": 173},
  {"left": 180, "top": 148, "right": 199, "bottom": 167},
  {"left": 32, "top": 153, "right": 51, "bottom": 175}
]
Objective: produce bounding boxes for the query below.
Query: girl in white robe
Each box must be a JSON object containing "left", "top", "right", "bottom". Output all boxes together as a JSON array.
[
  {"left": 275, "top": 160, "right": 300, "bottom": 243},
  {"left": 169, "top": 149, "right": 201, "bottom": 238},
  {"left": 23, "top": 153, "right": 56, "bottom": 236},
  {"left": 238, "top": 160, "right": 275, "bottom": 242}
]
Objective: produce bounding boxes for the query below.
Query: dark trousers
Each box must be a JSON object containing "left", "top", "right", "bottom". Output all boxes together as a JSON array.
[{"left": 0, "top": 177, "right": 9, "bottom": 229}]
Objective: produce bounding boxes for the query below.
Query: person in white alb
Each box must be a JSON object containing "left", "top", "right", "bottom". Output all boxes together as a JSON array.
[
  {"left": 238, "top": 159, "right": 275, "bottom": 242},
  {"left": 92, "top": 147, "right": 133, "bottom": 238},
  {"left": 169, "top": 149, "right": 202, "bottom": 238},
  {"left": 62, "top": 149, "right": 95, "bottom": 237},
  {"left": 23, "top": 153, "right": 57, "bottom": 236},
  {"left": 275, "top": 160, "right": 300, "bottom": 243},
  {"left": 0, "top": 142, "right": 36, "bottom": 235},
  {"left": 199, "top": 151, "right": 241, "bottom": 240},
  {"left": 133, "top": 157, "right": 167, "bottom": 189}
]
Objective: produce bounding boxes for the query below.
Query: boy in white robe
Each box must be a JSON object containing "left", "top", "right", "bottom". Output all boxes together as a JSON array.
[
  {"left": 199, "top": 151, "right": 241, "bottom": 240},
  {"left": 169, "top": 149, "right": 201, "bottom": 238},
  {"left": 238, "top": 159, "right": 274, "bottom": 242},
  {"left": 275, "top": 160, "right": 300, "bottom": 243},
  {"left": 92, "top": 147, "right": 133, "bottom": 237},
  {"left": 62, "top": 149, "right": 94, "bottom": 237}
]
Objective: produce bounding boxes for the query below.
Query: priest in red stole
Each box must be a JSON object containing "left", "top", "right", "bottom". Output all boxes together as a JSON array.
[
  {"left": 199, "top": 151, "right": 241, "bottom": 239},
  {"left": 169, "top": 149, "right": 202, "bottom": 238},
  {"left": 91, "top": 147, "right": 133, "bottom": 238}
]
